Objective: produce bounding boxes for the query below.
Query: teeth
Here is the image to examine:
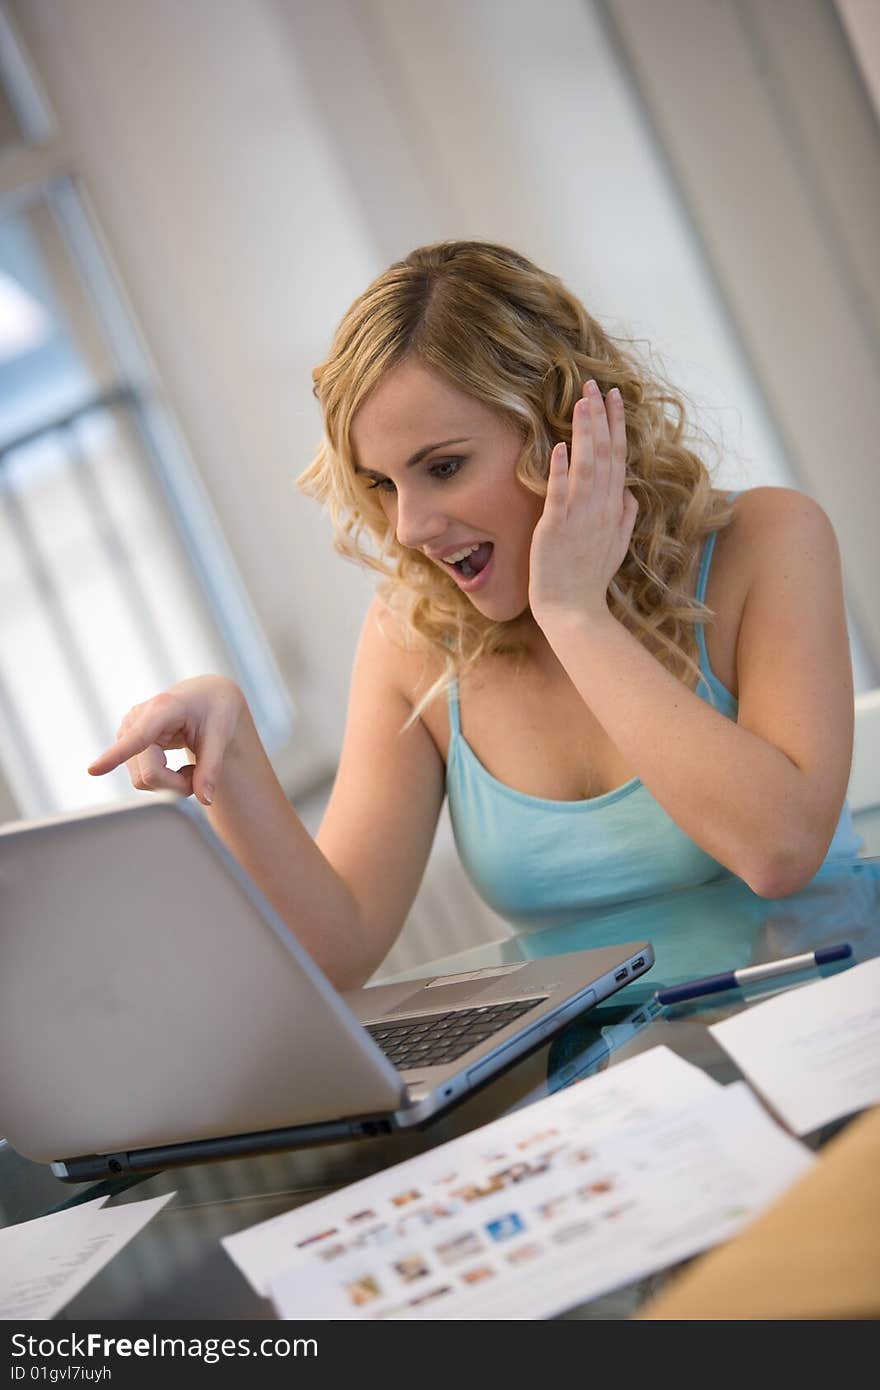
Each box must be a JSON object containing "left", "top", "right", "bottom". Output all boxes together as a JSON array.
[{"left": 443, "top": 543, "right": 481, "bottom": 564}]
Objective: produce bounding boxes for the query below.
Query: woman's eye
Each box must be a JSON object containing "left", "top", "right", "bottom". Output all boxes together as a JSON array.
[
  {"left": 430, "top": 457, "right": 463, "bottom": 480},
  {"left": 363, "top": 457, "right": 462, "bottom": 492}
]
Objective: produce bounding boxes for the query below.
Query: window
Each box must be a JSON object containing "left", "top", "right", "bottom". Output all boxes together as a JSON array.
[{"left": 0, "top": 9, "right": 292, "bottom": 815}]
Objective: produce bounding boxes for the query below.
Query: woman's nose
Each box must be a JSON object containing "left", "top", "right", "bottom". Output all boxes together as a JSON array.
[{"left": 394, "top": 491, "right": 446, "bottom": 551}]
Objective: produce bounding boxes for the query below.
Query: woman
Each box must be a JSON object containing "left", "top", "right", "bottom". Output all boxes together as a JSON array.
[{"left": 88, "top": 241, "right": 862, "bottom": 987}]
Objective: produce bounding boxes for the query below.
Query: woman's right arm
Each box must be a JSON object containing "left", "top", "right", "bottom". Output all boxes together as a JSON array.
[{"left": 88, "top": 598, "right": 446, "bottom": 989}]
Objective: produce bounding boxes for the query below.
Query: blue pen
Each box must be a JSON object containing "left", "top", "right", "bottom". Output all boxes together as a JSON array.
[{"left": 654, "top": 942, "right": 853, "bottom": 1006}]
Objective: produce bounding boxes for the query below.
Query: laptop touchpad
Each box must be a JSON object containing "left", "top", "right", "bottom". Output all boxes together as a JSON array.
[{"left": 381, "top": 977, "right": 513, "bottom": 1015}]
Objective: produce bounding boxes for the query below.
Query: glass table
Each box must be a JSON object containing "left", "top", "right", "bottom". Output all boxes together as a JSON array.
[{"left": 2, "top": 857, "right": 878, "bottom": 1320}]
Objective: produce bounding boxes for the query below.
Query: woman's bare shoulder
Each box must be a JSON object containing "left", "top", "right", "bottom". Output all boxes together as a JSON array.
[
  {"left": 360, "top": 592, "right": 446, "bottom": 708},
  {"left": 731, "top": 484, "right": 830, "bottom": 525},
  {"left": 723, "top": 486, "right": 838, "bottom": 579}
]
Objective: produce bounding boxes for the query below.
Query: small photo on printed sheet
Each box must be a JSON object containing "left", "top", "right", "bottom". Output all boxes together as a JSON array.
[
  {"left": 485, "top": 1212, "right": 526, "bottom": 1243},
  {"left": 393, "top": 1254, "right": 431, "bottom": 1283},
  {"left": 434, "top": 1231, "right": 486, "bottom": 1266}
]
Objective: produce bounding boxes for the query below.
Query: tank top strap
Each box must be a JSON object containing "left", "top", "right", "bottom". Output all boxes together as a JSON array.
[
  {"left": 695, "top": 489, "right": 745, "bottom": 604},
  {"left": 695, "top": 535, "right": 718, "bottom": 605},
  {"left": 447, "top": 676, "right": 462, "bottom": 737}
]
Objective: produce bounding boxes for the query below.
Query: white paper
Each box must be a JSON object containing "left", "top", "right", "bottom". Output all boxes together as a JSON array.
[
  {"left": 222, "top": 1046, "right": 718, "bottom": 1299},
  {"left": 266, "top": 1082, "right": 811, "bottom": 1320},
  {"left": 0, "top": 1191, "right": 175, "bottom": 1320},
  {"left": 710, "top": 955, "right": 880, "bottom": 1135}
]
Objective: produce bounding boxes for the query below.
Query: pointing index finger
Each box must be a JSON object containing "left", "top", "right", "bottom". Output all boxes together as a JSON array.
[{"left": 88, "top": 728, "right": 157, "bottom": 776}]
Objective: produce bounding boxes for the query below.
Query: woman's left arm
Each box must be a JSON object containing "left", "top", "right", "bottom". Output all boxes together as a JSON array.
[{"left": 530, "top": 386, "right": 855, "bottom": 898}]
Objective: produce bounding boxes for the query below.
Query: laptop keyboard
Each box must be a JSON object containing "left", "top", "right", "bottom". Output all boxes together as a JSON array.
[{"left": 365, "top": 997, "right": 546, "bottom": 1070}]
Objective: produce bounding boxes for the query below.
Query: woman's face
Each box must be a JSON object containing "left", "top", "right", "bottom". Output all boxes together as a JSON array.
[{"left": 349, "top": 359, "right": 544, "bottom": 623}]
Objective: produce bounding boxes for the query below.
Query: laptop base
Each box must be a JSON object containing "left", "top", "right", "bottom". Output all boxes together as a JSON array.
[{"left": 51, "top": 1112, "right": 401, "bottom": 1183}]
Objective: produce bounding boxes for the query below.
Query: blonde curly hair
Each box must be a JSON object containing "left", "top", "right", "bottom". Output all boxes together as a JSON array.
[{"left": 299, "top": 240, "right": 735, "bottom": 718}]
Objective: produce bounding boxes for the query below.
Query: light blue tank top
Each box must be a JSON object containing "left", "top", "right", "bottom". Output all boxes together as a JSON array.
[{"left": 445, "top": 500, "right": 864, "bottom": 931}]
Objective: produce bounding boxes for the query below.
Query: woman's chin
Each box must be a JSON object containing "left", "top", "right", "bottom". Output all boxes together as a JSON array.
[{"left": 466, "top": 592, "right": 530, "bottom": 624}]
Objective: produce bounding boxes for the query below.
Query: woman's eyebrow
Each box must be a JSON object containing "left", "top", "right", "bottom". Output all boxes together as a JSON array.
[{"left": 353, "top": 437, "right": 471, "bottom": 475}]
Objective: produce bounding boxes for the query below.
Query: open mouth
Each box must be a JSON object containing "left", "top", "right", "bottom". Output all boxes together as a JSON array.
[{"left": 443, "top": 541, "right": 493, "bottom": 580}]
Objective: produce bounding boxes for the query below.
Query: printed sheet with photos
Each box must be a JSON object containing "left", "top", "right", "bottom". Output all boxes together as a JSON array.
[{"left": 223, "top": 1047, "right": 813, "bottom": 1320}]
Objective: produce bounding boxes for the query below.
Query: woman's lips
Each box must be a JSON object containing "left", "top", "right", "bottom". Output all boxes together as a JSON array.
[{"left": 449, "top": 543, "right": 495, "bottom": 592}]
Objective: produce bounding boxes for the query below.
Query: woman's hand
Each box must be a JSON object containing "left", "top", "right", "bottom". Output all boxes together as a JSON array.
[
  {"left": 87, "top": 675, "right": 247, "bottom": 806},
  {"left": 528, "top": 379, "right": 637, "bottom": 634}
]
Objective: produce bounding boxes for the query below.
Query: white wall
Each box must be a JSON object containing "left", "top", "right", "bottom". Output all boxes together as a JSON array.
[{"left": 9, "top": 0, "right": 879, "bottom": 803}]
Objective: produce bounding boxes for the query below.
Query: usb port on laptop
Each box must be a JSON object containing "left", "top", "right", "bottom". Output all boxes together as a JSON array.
[
  {"left": 614, "top": 968, "right": 628, "bottom": 982},
  {"left": 631, "top": 957, "right": 645, "bottom": 970}
]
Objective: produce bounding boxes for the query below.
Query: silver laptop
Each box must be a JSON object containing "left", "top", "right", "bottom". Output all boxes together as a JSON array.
[{"left": 0, "top": 793, "right": 654, "bottom": 1182}]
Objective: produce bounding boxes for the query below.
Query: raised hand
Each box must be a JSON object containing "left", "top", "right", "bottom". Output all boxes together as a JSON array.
[
  {"left": 87, "top": 675, "right": 246, "bottom": 807},
  {"left": 528, "top": 379, "right": 637, "bottom": 633}
]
